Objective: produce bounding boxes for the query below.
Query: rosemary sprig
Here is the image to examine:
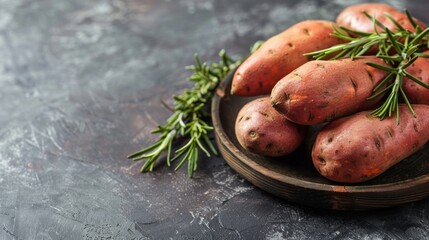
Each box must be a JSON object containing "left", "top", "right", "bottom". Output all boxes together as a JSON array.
[
  {"left": 306, "top": 10, "right": 429, "bottom": 122},
  {"left": 128, "top": 50, "right": 240, "bottom": 177}
]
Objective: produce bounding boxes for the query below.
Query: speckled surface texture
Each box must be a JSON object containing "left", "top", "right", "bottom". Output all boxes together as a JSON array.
[{"left": 1, "top": 0, "right": 429, "bottom": 239}]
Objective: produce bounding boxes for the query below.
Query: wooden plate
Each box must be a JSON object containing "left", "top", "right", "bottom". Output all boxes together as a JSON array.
[{"left": 211, "top": 70, "right": 429, "bottom": 211}]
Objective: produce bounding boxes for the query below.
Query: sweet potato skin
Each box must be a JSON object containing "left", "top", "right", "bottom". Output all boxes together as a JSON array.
[
  {"left": 312, "top": 104, "right": 429, "bottom": 183},
  {"left": 270, "top": 56, "right": 389, "bottom": 125},
  {"left": 235, "top": 97, "right": 306, "bottom": 157},
  {"left": 231, "top": 20, "right": 344, "bottom": 96},
  {"left": 403, "top": 51, "right": 429, "bottom": 104},
  {"left": 336, "top": 3, "right": 426, "bottom": 34}
]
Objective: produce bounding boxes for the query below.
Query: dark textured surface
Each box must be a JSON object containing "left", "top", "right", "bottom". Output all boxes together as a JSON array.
[{"left": 1, "top": 0, "right": 429, "bottom": 239}]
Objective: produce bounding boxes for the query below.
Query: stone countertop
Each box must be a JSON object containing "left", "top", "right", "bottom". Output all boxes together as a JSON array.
[{"left": 1, "top": 0, "right": 429, "bottom": 239}]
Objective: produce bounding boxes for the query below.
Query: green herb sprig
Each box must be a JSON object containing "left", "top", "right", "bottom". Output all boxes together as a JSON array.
[
  {"left": 128, "top": 50, "right": 240, "bottom": 177},
  {"left": 306, "top": 10, "right": 429, "bottom": 122}
]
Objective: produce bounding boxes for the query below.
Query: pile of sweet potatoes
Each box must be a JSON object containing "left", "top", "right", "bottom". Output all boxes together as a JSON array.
[{"left": 232, "top": 3, "right": 429, "bottom": 183}]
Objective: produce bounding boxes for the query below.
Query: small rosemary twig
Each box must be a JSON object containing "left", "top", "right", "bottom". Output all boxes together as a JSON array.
[
  {"left": 128, "top": 50, "right": 240, "bottom": 177},
  {"left": 306, "top": 9, "right": 429, "bottom": 122}
]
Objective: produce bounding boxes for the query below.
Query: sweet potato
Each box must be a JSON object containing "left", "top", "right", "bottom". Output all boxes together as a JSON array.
[
  {"left": 337, "top": 3, "right": 426, "bottom": 35},
  {"left": 403, "top": 51, "right": 429, "bottom": 104},
  {"left": 270, "top": 56, "right": 389, "bottom": 125},
  {"left": 235, "top": 97, "right": 306, "bottom": 157},
  {"left": 312, "top": 104, "right": 429, "bottom": 183},
  {"left": 231, "top": 20, "right": 344, "bottom": 96}
]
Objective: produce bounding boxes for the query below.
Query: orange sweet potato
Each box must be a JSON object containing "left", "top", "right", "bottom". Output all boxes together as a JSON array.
[
  {"left": 270, "top": 56, "right": 389, "bottom": 125},
  {"left": 231, "top": 20, "right": 344, "bottom": 96},
  {"left": 403, "top": 51, "right": 429, "bottom": 104},
  {"left": 312, "top": 104, "right": 429, "bottom": 183},
  {"left": 235, "top": 97, "right": 306, "bottom": 157},
  {"left": 337, "top": 3, "right": 426, "bottom": 35}
]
